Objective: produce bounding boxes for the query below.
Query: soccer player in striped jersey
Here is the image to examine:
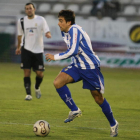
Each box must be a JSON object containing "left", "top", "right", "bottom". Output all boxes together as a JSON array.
[{"left": 45, "top": 10, "right": 118, "bottom": 137}]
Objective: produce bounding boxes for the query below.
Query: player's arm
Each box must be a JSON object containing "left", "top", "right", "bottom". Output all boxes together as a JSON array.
[
  {"left": 15, "top": 19, "right": 23, "bottom": 55},
  {"left": 45, "top": 31, "right": 51, "bottom": 38},
  {"left": 17, "top": 35, "right": 22, "bottom": 49},
  {"left": 46, "top": 28, "right": 80, "bottom": 61},
  {"left": 43, "top": 17, "right": 51, "bottom": 38},
  {"left": 45, "top": 53, "right": 54, "bottom": 62},
  {"left": 15, "top": 35, "right": 22, "bottom": 55}
]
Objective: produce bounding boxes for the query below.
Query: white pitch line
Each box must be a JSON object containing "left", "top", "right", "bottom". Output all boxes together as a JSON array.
[
  {"left": 0, "top": 122, "right": 33, "bottom": 126},
  {"left": 0, "top": 122, "right": 140, "bottom": 132}
]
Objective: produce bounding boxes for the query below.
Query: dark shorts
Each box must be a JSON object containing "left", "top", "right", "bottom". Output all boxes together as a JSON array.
[
  {"left": 61, "top": 64, "right": 104, "bottom": 94},
  {"left": 21, "top": 47, "right": 45, "bottom": 71}
]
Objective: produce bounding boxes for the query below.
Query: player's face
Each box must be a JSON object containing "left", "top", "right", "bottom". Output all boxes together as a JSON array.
[
  {"left": 25, "top": 4, "right": 35, "bottom": 18},
  {"left": 58, "top": 16, "right": 71, "bottom": 32}
]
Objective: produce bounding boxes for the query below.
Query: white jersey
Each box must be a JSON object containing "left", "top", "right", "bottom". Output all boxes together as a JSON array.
[
  {"left": 54, "top": 24, "right": 100, "bottom": 69},
  {"left": 17, "top": 15, "right": 50, "bottom": 53}
]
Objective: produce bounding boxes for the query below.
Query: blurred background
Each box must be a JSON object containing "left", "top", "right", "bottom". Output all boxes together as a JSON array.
[{"left": 0, "top": 0, "right": 140, "bottom": 68}]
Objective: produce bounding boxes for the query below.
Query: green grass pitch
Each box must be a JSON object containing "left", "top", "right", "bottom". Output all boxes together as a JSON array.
[{"left": 0, "top": 63, "right": 140, "bottom": 140}]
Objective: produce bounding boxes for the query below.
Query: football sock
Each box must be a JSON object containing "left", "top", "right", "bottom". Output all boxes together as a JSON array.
[
  {"left": 100, "top": 98, "right": 116, "bottom": 127},
  {"left": 56, "top": 85, "right": 78, "bottom": 111},
  {"left": 35, "top": 76, "right": 43, "bottom": 89},
  {"left": 24, "top": 77, "right": 31, "bottom": 95}
]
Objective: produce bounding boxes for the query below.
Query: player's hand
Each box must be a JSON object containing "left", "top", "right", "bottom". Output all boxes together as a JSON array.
[
  {"left": 15, "top": 48, "right": 21, "bottom": 55},
  {"left": 45, "top": 32, "right": 51, "bottom": 38},
  {"left": 45, "top": 53, "right": 55, "bottom": 62}
]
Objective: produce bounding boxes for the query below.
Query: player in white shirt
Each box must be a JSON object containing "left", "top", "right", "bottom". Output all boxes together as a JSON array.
[
  {"left": 46, "top": 10, "right": 118, "bottom": 137},
  {"left": 15, "top": 3, "right": 51, "bottom": 100}
]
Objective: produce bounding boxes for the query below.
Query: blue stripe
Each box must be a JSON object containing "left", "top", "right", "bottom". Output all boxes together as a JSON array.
[
  {"left": 80, "top": 35, "right": 100, "bottom": 66},
  {"left": 61, "top": 31, "right": 64, "bottom": 37},
  {"left": 79, "top": 53, "right": 91, "bottom": 69},
  {"left": 81, "top": 43, "right": 100, "bottom": 67},
  {"left": 74, "top": 56, "right": 81, "bottom": 68},
  {"left": 69, "top": 27, "right": 80, "bottom": 55}
]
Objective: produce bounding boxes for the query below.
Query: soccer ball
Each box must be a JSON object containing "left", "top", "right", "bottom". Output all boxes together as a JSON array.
[{"left": 33, "top": 120, "right": 50, "bottom": 136}]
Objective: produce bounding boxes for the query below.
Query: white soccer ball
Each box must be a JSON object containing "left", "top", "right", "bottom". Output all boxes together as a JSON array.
[{"left": 33, "top": 120, "right": 50, "bottom": 137}]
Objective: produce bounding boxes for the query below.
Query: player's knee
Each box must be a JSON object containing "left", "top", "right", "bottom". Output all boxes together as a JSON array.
[
  {"left": 36, "top": 72, "right": 43, "bottom": 78},
  {"left": 91, "top": 90, "right": 104, "bottom": 105},
  {"left": 94, "top": 96, "right": 104, "bottom": 105},
  {"left": 53, "top": 80, "right": 60, "bottom": 89},
  {"left": 24, "top": 69, "right": 31, "bottom": 77}
]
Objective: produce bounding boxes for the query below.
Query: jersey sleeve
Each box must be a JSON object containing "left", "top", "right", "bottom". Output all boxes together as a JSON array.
[
  {"left": 42, "top": 17, "right": 50, "bottom": 33},
  {"left": 54, "top": 27, "right": 80, "bottom": 60},
  {"left": 17, "top": 19, "right": 23, "bottom": 36}
]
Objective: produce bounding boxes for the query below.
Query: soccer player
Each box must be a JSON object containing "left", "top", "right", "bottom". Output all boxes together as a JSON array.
[
  {"left": 15, "top": 3, "right": 51, "bottom": 100},
  {"left": 45, "top": 10, "right": 118, "bottom": 137}
]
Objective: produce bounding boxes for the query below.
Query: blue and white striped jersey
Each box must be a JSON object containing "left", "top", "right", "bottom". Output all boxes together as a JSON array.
[{"left": 54, "top": 24, "right": 100, "bottom": 69}]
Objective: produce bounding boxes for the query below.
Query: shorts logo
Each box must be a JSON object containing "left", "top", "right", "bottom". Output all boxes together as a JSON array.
[
  {"left": 39, "top": 65, "right": 43, "bottom": 69},
  {"left": 67, "top": 66, "right": 72, "bottom": 69},
  {"left": 64, "top": 68, "right": 68, "bottom": 71},
  {"left": 64, "top": 66, "right": 72, "bottom": 71}
]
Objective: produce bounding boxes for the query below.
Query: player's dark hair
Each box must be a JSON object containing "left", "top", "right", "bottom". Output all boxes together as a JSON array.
[
  {"left": 25, "top": 3, "right": 35, "bottom": 9},
  {"left": 58, "top": 10, "right": 75, "bottom": 25}
]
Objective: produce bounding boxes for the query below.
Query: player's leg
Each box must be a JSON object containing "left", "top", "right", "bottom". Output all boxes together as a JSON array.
[
  {"left": 21, "top": 47, "right": 32, "bottom": 100},
  {"left": 33, "top": 53, "right": 45, "bottom": 99},
  {"left": 54, "top": 72, "right": 78, "bottom": 111},
  {"left": 90, "top": 90, "right": 116, "bottom": 126},
  {"left": 90, "top": 90, "right": 118, "bottom": 137},
  {"left": 53, "top": 65, "right": 82, "bottom": 122},
  {"left": 34, "top": 71, "right": 43, "bottom": 99},
  {"left": 24, "top": 69, "right": 31, "bottom": 96},
  {"left": 81, "top": 67, "right": 118, "bottom": 136},
  {"left": 35, "top": 71, "right": 44, "bottom": 89}
]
